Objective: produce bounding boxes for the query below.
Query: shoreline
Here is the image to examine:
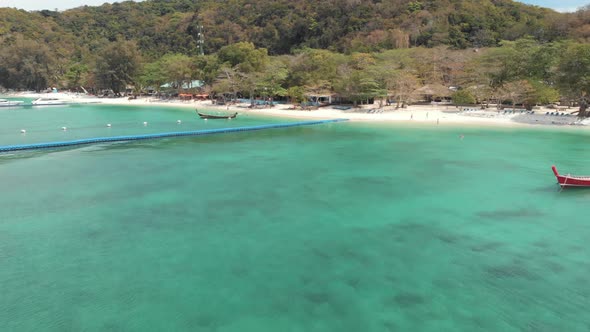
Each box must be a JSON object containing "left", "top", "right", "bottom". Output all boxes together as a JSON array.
[{"left": 5, "top": 92, "right": 590, "bottom": 129}]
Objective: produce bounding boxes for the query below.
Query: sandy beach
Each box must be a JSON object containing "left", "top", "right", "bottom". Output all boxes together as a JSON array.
[{"left": 9, "top": 91, "right": 590, "bottom": 128}]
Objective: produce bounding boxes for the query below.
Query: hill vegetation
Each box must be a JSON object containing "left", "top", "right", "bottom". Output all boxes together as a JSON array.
[{"left": 2, "top": 0, "right": 590, "bottom": 114}]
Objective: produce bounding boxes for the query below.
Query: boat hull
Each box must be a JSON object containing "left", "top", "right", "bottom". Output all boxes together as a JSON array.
[
  {"left": 0, "top": 99, "right": 24, "bottom": 107},
  {"left": 552, "top": 165, "right": 590, "bottom": 188},
  {"left": 32, "top": 102, "right": 70, "bottom": 106},
  {"left": 196, "top": 110, "right": 237, "bottom": 119},
  {"left": 31, "top": 97, "right": 71, "bottom": 106}
]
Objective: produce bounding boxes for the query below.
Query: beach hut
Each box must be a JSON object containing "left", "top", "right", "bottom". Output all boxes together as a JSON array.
[
  {"left": 413, "top": 83, "right": 452, "bottom": 103},
  {"left": 304, "top": 93, "right": 333, "bottom": 106}
]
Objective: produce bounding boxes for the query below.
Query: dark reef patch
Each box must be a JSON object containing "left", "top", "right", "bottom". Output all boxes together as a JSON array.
[{"left": 477, "top": 208, "right": 544, "bottom": 220}]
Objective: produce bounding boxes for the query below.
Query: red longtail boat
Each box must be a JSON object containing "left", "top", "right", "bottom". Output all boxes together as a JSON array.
[{"left": 552, "top": 165, "right": 590, "bottom": 188}]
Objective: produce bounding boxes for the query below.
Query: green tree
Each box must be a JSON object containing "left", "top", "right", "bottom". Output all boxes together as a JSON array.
[
  {"left": 64, "top": 63, "right": 90, "bottom": 91},
  {"left": 333, "top": 63, "right": 385, "bottom": 107},
  {"left": 407, "top": 1, "right": 424, "bottom": 14},
  {"left": 286, "top": 86, "right": 305, "bottom": 104},
  {"left": 94, "top": 40, "right": 142, "bottom": 94},
  {"left": 211, "top": 65, "right": 243, "bottom": 102},
  {"left": 556, "top": 43, "right": 590, "bottom": 117},
  {"left": 258, "top": 58, "right": 288, "bottom": 105},
  {"left": 139, "top": 60, "right": 167, "bottom": 94},
  {"left": 478, "top": 45, "right": 519, "bottom": 89},
  {"left": 286, "top": 49, "right": 344, "bottom": 89},
  {"left": 452, "top": 90, "right": 476, "bottom": 105},
  {"left": 217, "top": 42, "right": 268, "bottom": 73},
  {"left": 390, "top": 70, "right": 420, "bottom": 108},
  {"left": 500, "top": 80, "right": 535, "bottom": 109},
  {"left": 160, "top": 53, "right": 194, "bottom": 93},
  {"left": 193, "top": 54, "right": 221, "bottom": 86},
  {"left": 528, "top": 80, "right": 560, "bottom": 106},
  {"left": 0, "top": 37, "right": 57, "bottom": 91},
  {"left": 460, "top": 53, "right": 498, "bottom": 107}
]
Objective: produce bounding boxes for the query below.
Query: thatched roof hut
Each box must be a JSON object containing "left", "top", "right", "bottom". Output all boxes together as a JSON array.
[{"left": 413, "top": 84, "right": 452, "bottom": 101}]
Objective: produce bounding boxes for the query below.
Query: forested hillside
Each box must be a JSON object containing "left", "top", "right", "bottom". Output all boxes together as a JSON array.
[
  {"left": 2, "top": 0, "right": 590, "bottom": 114},
  {"left": 0, "top": 0, "right": 584, "bottom": 57}
]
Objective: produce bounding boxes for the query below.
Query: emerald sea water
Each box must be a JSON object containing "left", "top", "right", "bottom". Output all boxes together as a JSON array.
[{"left": 1, "top": 103, "right": 590, "bottom": 331}]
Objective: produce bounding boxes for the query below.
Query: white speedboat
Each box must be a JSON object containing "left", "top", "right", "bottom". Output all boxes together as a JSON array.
[
  {"left": 31, "top": 97, "right": 71, "bottom": 106},
  {"left": 0, "top": 98, "right": 25, "bottom": 107}
]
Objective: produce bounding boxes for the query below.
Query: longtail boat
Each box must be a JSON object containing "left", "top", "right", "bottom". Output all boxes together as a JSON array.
[
  {"left": 196, "top": 110, "right": 238, "bottom": 119},
  {"left": 551, "top": 165, "right": 590, "bottom": 188}
]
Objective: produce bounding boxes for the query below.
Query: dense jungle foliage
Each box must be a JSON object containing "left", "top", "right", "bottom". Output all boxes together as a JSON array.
[{"left": 2, "top": 0, "right": 590, "bottom": 112}]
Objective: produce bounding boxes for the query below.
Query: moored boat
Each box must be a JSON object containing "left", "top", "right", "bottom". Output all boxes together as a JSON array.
[
  {"left": 0, "top": 98, "right": 25, "bottom": 107},
  {"left": 31, "top": 97, "right": 71, "bottom": 106},
  {"left": 551, "top": 165, "right": 590, "bottom": 188},
  {"left": 196, "top": 110, "right": 238, "bottom": 119}
]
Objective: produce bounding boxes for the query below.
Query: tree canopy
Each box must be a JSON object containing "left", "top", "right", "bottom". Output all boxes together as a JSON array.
[{"left": 1, "top": 0, "right": 590, "bottom": 115}]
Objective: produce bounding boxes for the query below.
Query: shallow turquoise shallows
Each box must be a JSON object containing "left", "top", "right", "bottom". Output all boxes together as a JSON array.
[{"left": 1, "top": 103, "right": 590, "bottom": 331}]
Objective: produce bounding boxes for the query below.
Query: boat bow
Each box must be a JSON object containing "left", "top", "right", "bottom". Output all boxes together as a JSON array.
[{"left": 552, "top": 165, "right": 590, "bottom": 188}]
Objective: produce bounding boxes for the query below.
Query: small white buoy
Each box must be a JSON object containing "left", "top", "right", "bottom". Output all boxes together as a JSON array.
[
  {"left": 62, "top": 127, "right": 67, "bottom": 131},
  {"left": 107, "top": 123, "right": 112, "bottom": 127},
  {"left": 20, "top": 129, "right": 26, "bottom": 134},
  {"left": 177, "top": 120, "right": 182, "bottom": 124},
  {"left": 204, "top": 118, "right": 208, "bottom": 121},
  {"left": 143, "top": 121, "right": 148, "bottom": 126}
]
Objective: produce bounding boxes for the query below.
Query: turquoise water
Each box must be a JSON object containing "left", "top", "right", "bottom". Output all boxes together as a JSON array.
[
  {"left": 1, "top": 104, "right": 590, "bottom": 331},
  {"left": 0, "top": 103, "right": 285, "bottom": 145}
]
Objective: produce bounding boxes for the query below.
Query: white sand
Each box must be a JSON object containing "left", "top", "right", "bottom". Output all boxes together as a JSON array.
[{"left": 9, "top": 92, "right": 590, "bottom": 128}]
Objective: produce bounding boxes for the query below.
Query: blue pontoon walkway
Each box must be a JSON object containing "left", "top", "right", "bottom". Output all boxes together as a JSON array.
[{"left": 0, "top": 118, "right": 349, "bottom": 153}]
